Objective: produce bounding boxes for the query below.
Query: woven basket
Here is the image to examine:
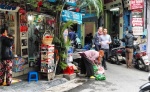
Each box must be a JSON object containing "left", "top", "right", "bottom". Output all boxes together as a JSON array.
[{"left": 42, "top": 36, "right": 53, "bottom": 45}]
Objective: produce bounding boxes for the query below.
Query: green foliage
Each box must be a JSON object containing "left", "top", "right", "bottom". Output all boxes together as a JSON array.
[
  {"left": 77, "top": 0, "right": 103, "bottom": 17},
  {"left": 59, "top": 61, "right": 68, "bottom": 70},
  {"left": 52, "top": 36, "right": 61, "bottom": 44},
  {"left": 58, "top": 21, "right": 75, "bottom": 70}
]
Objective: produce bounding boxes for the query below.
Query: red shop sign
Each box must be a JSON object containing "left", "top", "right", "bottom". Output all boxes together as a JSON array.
[
  {"left": 130, "top": 0, "right": 144, "bottom": 10},
  {"left": 132, "top": 18, "right": 144, "bottom": 26}
]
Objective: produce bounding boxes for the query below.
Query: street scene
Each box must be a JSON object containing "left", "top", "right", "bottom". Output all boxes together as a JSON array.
[{"left": 1, "top": 0, "right": 150, "bottom": 92}]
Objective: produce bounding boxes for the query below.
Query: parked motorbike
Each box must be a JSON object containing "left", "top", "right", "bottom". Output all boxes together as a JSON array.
[
  {"left": 108, "top": 46, "right": 126, "bottom": 65},
  {"left": 133, "top": 43, "right": 150, "bottom": 72},
  {"left": 108, "top": 38, "right": 126, "bottom": 65},
  {"left": 139, "top": 73, "right": 150, "bottom": 92},
  {"left": 111, "top": 37, "right": 121, "bottom": 48}
]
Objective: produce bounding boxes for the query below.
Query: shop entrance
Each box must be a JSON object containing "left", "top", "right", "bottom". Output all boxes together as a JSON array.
[
  {"left": 110, "top": 11, "right": 120, "bottom": 38},
  {"left": 81, "top": 22, "right": 95, "bottom": 46}
]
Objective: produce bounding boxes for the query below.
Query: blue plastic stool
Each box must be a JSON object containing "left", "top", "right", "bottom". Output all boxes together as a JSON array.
[{"left": 28, "top": 71, "right": 38, "bottom": 82}]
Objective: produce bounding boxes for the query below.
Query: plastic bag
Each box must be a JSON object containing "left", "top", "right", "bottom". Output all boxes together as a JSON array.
[
  {"left": 96, "top": 65, "right": 105, "bottom": 75},
  {"left": 93, "top": 64, "right": 98, "bottom": 73},
  {"left": 95, "top": 74, "right": 106, "bottom": 80}
]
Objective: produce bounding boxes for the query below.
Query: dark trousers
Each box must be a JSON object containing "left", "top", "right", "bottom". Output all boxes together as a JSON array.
[
  {"left": 80, "top": 55, "right": 94, "bottom": 77},
  {"left": 101, "top": 49, "right": 109, "bottom": 68},
  {"left": 95, "top": 44, "right": 101, "bottom": 51}
]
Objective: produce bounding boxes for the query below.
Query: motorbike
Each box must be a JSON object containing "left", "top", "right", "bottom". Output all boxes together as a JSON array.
[
  {"left": 139, "top": 73, "right": 150, "bottom": 92},
  {"left": 108, "top": 37, "right": 126, "bottom": 65},
  {"left": 108, "top": 46, "right": 126, "bottom": 65},
  {"left": 133, "top": 43, "right": 150, "bottom": 72}
]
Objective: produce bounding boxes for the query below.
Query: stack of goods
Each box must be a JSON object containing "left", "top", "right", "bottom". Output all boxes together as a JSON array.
[
  {"left": 12, "top": 56, "right": 26, "bottom": 72},
  {"left": 40, "top": 44, "right": 55, "bottom": 73}
]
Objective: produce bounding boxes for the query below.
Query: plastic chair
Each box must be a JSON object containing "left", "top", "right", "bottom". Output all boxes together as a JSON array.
[{"left": 28, "top": 71, "right": 38, "bottom": 82}]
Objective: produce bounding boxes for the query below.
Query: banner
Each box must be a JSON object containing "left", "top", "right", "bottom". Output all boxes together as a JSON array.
[
  {"left": 130, "top": 0, "right": 144, "bottom": 10},
  {"left": 131, "top": 9, "right": 144, "bottom": 35},
  {"left": 132, "top": 18, "right": 144, "bottom": 26},
  {"left": 62, "top": 10, "right": 82, "bottom": 24}
]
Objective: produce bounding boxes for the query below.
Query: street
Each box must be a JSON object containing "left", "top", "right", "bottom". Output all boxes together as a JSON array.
[
  {"left": 67, "top": 62, "right": 149, "bottom": 92},
  {"left": 47, "top": 62, "right": 149, "bottom": 92}
]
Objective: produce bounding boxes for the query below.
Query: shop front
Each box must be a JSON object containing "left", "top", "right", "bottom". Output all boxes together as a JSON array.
[{"left": 0, "top": 5, "right": 57, "bottom": 78}]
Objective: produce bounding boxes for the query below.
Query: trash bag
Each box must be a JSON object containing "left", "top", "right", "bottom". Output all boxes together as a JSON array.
[
  {"left": 93, "top": 64, "right": 98, "bottom": 73},
  {"left": 95, "top": 74, "right": 106, "bottom": 81}
]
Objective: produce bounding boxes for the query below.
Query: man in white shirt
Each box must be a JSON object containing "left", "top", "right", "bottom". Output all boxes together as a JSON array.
[{"left": 100, "top": 28, "right": 112, "bottom": 70}]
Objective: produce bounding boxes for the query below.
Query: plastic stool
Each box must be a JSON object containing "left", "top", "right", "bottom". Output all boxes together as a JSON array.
[{"left": 28, "top": 71, "right": 38, "bottom": 82}]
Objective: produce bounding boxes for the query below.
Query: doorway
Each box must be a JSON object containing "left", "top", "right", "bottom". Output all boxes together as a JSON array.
[{"left": 81, "top": 22, "right": 96, "bottom": 46}]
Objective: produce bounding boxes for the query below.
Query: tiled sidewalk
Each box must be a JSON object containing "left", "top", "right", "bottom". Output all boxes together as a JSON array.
[{"left": 0, "top": 75, "right": 68, "bottom": 92}]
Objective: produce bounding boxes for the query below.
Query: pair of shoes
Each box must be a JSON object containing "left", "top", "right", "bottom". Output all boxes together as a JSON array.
[
  {"left": 104, "top": 67, "right": 107, "bottom": 70},
  {"left": 90, "top": 76, "right": 95, "bottom": 79}
]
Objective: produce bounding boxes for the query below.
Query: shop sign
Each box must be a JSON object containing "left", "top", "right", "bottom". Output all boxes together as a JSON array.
[
  {"left": 132, "top": 9, "right": 143, "bottom": 18},
  {"left": 132, "top": 18, "right": 143, "bottom": 26},
  {"left": 62, "top": 10, "right": 82, "bottom": 24},
  {"left": 130, "top": 0, "right": 144, "bottom": 10},
  {"left": 133, "top": 26, "right": 143, "bottom": 35}
]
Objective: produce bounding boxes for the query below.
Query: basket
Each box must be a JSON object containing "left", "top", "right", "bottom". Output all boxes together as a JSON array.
[
  {"left": 42, "top": 36, "right": 53, "bottom": 45},
  {"left": 42, "top": 31, "right": 53, "bottom": 45}
]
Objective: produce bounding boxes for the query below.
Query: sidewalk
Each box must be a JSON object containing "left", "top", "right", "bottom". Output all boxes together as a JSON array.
[
  {"left": 0, "top": 74, "right": 68, "bottom": 92},
  {"left": 0, "top": 74, "right": 88, "bottom": 92}
]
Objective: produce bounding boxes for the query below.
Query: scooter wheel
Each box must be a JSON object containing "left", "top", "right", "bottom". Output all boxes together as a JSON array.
[
  {"left": 139, "top": 89, "right": 144, "bottom": 92},
  {"left": 145, "top": 65, "right": 150, "bottom": 72},
  {"left": 116, "top": 55, "right": 122, "bottom": 65}
]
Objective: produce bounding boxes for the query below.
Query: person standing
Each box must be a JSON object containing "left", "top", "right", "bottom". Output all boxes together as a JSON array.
[
  {"left": 0, "top": 27, "right": 14, "bottom": 86},
  {"left": 121, "top": 30, "right": 137, "bottom": 68},
  {"left": 68, "top": 29, "right": 76, "bottom": 46},
  {"left": 100, "top": 28, "right": 112, "bottom": 70},
  {"left": 93, "top": 27, "right": 103, "bottom": 51}
]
